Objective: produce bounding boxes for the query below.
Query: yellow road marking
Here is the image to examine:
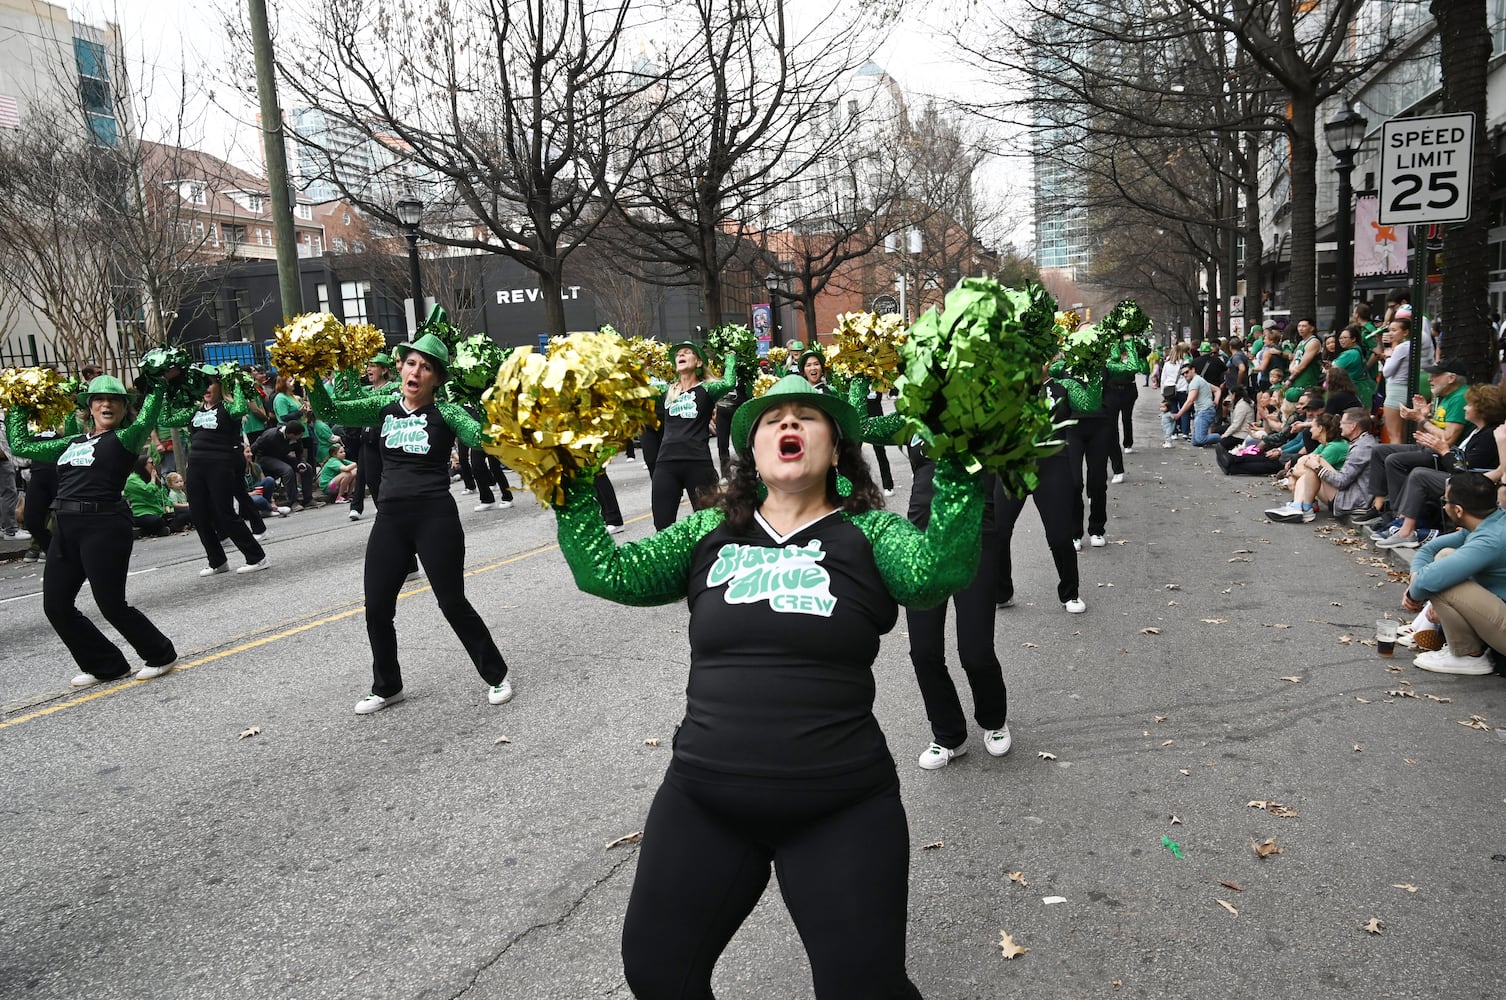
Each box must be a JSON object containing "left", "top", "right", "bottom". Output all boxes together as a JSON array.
[{"left": 0, "top": 539, "right": 568, "bottom": 732}]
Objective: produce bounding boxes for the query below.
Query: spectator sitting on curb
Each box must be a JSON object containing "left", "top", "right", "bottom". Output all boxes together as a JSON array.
[
  {"left": 1371, "top": 384, "right": 1506, "bottom": 549},
  {"left": 1401, "top": 472, "right": 1506, "bottom": 675},
  {"left": 1357, "top": 359, "right": 1471, "bottom": 527},
  {"left": 163, "top": 471, "right": 193, "bottom": 531},
  {"left": 320, "top": 441, "right": 358, "bottom": 502},
  {"left": 1266, "top": 408, "right": 1376, "bottom": 523},
  {"left": 1265, "top": 412, "right": 1347, "bottom": 522}
]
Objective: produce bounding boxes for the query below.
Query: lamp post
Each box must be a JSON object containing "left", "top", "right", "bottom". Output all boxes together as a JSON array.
[
  {"left": 1197, "top": 287, "right": 1209, "bottom": 342},
  {"left": 1324, "top": 102, "right": 1368, "bottom": 334},
  {"left": 764, "top": 271, "right": 790, "bottom": 348},
  {"left": 396, "top": 194, "right": 424, "bottom": 333}
]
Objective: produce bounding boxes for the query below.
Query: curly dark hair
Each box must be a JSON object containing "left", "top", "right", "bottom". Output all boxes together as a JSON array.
[
  {"left": 1324, "top": 366, "right": 1356, "bottom": 394},
  {"left": 700, "top": 416, "right": 886, "bottom": 531}
]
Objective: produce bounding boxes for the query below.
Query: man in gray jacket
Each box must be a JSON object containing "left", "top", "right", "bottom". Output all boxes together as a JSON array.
[{"left": 1266, "top": 408, "right": 1377, "bottom": 523}]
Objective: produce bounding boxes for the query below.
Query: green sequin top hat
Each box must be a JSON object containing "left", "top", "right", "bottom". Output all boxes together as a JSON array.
[
  {"left": 668, "top": 341, "right": 708, "bottom": 369},
  {"left": 396, "top": 332, "right": 451, "bottom": 381},
  {"left": 76, "top": 374, "right": 128, "bottom": 408},
  {"left": 731, "top": 374, "right": 860, "bottom": 454}
]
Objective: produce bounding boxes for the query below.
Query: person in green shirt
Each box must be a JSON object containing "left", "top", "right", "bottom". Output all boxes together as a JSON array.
[
  {"left": 1358, "top": 359, "right": 1471, "bottom": 524},
  {"left": 124, "top": 454, "right": 183, "bottom": 536},
  {"left": 1285, "top": 318, "right": 1323, "bottom": 403},
  {"left": 1332, "top": 325, "right": 1374, "bottom": 405},
  {"left": 318, "top": 441, "right": 358, "bottom": 501}
]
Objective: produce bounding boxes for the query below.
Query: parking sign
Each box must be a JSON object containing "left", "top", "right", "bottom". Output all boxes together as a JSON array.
[{"left": 1378, "top": 113, "right": 1475, "bottom": 225}]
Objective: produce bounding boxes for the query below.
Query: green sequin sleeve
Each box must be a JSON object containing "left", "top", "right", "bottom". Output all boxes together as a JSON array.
[
  {"left": 706, "top": 353, "right": 738, "bottom": 402},
  {"left": 64, "top": 411, "right": 81, "bottom": 436},
  {"left": 157, "top": 396, "right": 196, "bottom": 430},
  {"left": 437, "top": 400, "right": 485, "bottom": 449},
  {"left": 554, "top": 477, "right": 724, "bottom": 606},
  {"left": 309, "top": 379, "right": 385, "bottom": 428},
  {"left": 1108, "top": 340, "right": 1150, "bottom": 376},
  {"left": 225, "top": 382, "right": 249, "bottom": 420},
  {"left": 849, "top": 458, "right": 983, "bottom": 609},
  {"left": 849, "top": 378, "right": 905, "bottom": 445},
  {"left": 116, "top": 386, "right": 164, "bottom": 454},
  {"left": 6, "top": 408, "right": 70, "bottom": 463}
]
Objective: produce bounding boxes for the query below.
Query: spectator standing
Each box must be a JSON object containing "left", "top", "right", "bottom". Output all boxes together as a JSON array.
[
  {"left": 347, "top": 352, "right": 400, "bottom": 522},
  {"left": 0, "top": 416, "right": 30, "bottom": 541},
  {"left": 1285, "top": 318, "right": 1324, "bottom": 403}
]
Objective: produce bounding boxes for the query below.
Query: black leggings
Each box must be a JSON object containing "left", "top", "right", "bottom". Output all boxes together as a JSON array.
[
  {"left": 1103, "top": 382, "right": 1137, "bottom": 474},
  {"left": 996, "top": 451, "right": 1079, "bottom": 603},
  {"left": 455, "top": 445, "right": 477, "bottom": 491},
  {"left": 351, "top": 432, "right": 383, "bottom": 514},
  {"left": 651, "top": 459, "right": 718, "bottom": 530},
  {"left": 1065, "top": 417, "right": 1114, "bottom": 539},
  {"left": 189, "top": 455, "right": 266, "bottom": 568},
  {"left": 622, "top": 758, "right": 923, "bottom": 999},
  {"left": 363, "top": 496, "right": 507, "bottom": 698},
  {"left": 44, "top": 509, "right": 175, "bottom": 679},
  {"left": 470, "top": 448, "right": 514, "bottom": 504},
  {"left": 24, "top": 463, "right": 56, "bottom": 551},
  {"left": 906, "top": 530, "right": 1005, "bottom": 749}
]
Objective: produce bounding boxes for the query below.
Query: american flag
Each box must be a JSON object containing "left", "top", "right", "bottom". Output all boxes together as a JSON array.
[{"left": 0, "top": 96, "right": 18, "bottom": 130}]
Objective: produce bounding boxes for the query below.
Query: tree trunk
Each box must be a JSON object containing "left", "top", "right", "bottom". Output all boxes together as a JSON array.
[
  {"left": 537, "top": 261, "right": 568, "bottom": 338},
  {"left": 1287, "top": 90, "right": 1320, "bottom": 327},
  {"left": 1242, "top": 134, "right": 1265, "bottom": 327},
  {"left": 1431, "top": 0, "right": 1494, "bottom": 384}
]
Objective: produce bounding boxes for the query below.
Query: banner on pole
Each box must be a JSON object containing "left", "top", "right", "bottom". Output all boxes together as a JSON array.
[{"left": 1354, "top": 195, "right": 1409, "bottom": 278}]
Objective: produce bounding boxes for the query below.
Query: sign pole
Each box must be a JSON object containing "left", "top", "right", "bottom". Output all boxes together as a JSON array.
[{"left": 1404, "top": 224, "right": 1429, "bottom": 444}]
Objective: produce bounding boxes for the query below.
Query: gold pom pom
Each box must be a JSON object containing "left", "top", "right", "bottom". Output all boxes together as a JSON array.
[
  {"left": 0, "top": 366, "right": 75, "bottom": 431},
  {"left": 481, "top": 332, "right": 662, "bottom": 506},
  {"left": 269, "top": 313, "right": 387, "bottom": 383},
  {"left": 827, "top": 311, "right": 907, "bottom": 391},
  {"left": 750, "top": 372, "right": 779, "bottom": 398},
  {"left": 766, "top": 346, "right": 789, "bottom": 370}
]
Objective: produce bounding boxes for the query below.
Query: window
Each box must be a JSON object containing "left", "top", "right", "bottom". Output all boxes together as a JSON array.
[
  {"left": 222, "top": 224, "right": 247, "bottom": 248},
  {"left": 352, "top": 240, "right": 366, "bottom": 253},
  {"left": 332, "top": 237, "right": 347, "bottom": 253},
  {"left": 248, "top": 194, "right": 264, "bottom": 212},
  {"left": 342, "top": 212, "right": 351, "bottom": 225},
  {"left": 295, "top": 203, "right": 313, "bottom": 220},
  {"left": 183, "top": 181, "right": 206, "bottom": 205},
  {"left": 217, "top": 288, "right": 255, "bottom": 340},
  {"left": 74, "top": 38, "right": 117, "bottom": 146},
  {"left": 316, "top": 283, "right": 331, "bottom": 312},
  {"left": 341, "top": 281, "right": 369, "bottom": 323},
  {"left": 258, "top": 228, "right": 271, "bottom": 246}
]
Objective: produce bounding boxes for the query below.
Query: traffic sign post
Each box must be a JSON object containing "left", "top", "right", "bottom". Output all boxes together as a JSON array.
[{"left": 1378, "top": 112, "right": 1475, "bottom": 225}]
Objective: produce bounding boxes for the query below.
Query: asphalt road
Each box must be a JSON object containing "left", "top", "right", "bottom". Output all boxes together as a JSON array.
[{"left": 3, "top": 411, "right": 1505, "bottom": 1000}]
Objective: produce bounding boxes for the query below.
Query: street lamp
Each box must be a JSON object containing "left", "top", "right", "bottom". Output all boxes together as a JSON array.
[
  {"left": 765, "top": 271, "right": 790, "bottom": 348},
  {"left": 1197, "top": 287, "right": 1209, "bottom": 342},
  {"left": 396, "top": 193, "right": 424, "bottom": 332},
  {"left": 1324, "top": 102, "right": 1368, "bottom": 334}
]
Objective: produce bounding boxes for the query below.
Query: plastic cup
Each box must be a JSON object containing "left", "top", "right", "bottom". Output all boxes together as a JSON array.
[{"left": 1376, "top": 619, "right": 1398, "bottom": 657}]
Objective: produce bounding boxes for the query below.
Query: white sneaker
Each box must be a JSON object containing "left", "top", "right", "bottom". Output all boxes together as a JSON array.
[
  {"left": 884, "top": 488, "right": 895, "bottom": 497},
  {"left": 199, "top": 563, "right": 229, "bottom": 577},
  {"left": 136, "top": 658, "right": 177, "bottom": 680},
  {"left": 354, "top": 691, "right": 405, "bottom": 715},
  {"left": 348, "top": 510, "right": 362, "bottom": 521},
  {"left": 1413, "top": 644, "right": 1494, "bottom": 675},
  {"left": 487, "top": 679, "right": 515, "bottom": 705},
  {"left": 1089, "top": 535, "right": 1106, "bottom": 547},
  {"left": 984, "top": 723, "right": 1012, "bottom": 757},
  {"left": 606, "top": 524, "right": 626, "bottom": 534},
  {"left": 1123, "top": 446, "right": 1134, "bottom": 454},
  {"left": 496, "top": 500, "right": 513, "bottom": 509},
  {"left": 474, "top": 502, "right": 496, "bottom": 512},
  {"left": 70, "top": 672, "right": 108, "bottom": 689},
  {"left": 274, "top": 506, "right": 291, "bottom": 517},
  {"left": 461, "top": 487, "right": 476, "bottom": 494},
  {"left": 6, "top": 528, "right": 31, "bottom": 540},
  {"left": 252, "top": 528, "right": 272, "bottom": 541},
  {"left": 1162, "top": 440, "right": 1173, "bottom": 448},
  {"left": 1063, "top": 598, "right": 1087, "bottom": 613},
  {"left": 1111, "top": 473, "right": 1125, "bottom": 485},
  {"left": 918, "top": 743, "right": 967, "bottom": 770},
  {"left": 1073, "top": 538, "right": 1082, "bottom": 551},
  {"left": 237, "top": 558, "right": 271, "bottom": 574}
]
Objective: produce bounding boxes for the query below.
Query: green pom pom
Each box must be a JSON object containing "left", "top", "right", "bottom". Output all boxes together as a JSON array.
[
  {"left": 705, "top": 323, "right": 759, "bottom": 384},
  {"left": 448, "top": 335, "right": 510, "bottom": 403}
]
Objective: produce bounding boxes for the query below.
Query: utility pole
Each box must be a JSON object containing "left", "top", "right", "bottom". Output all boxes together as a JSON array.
[{"left": 248, "top": 0, "right": 303, "bottom": 318}]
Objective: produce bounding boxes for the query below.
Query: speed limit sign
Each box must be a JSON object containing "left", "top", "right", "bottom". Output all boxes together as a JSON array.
[{"left": 1378, "top": 112, "right": 1475, "bottom": 225}]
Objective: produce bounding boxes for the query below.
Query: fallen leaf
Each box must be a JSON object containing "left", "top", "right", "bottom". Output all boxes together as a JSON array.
[
  {"left": 1041, "top": 895, "right": 1067, "bottom": 904},
  {"left": 1360, "top": 639, "right": 1378, "bottom": 647},
  {"left": 1338, "top": 634, "right": 1355, "bottom": 645},
  {"left": 1008, "top": 871, "right": 1030, "bottom": 888},
  {"left": 238, "top": 726, "right": 260, "bottom": 740},
  {"left": 1112, "top": 981, "right": 1123, "bottom": 989},
  {"left": 1247, "top": 800, "right": 1271, "bottom": 809},
  {"left": 1217, "top": 899, "right": 1239, "bottom": 917},
  {"left": 1169, "top": 815, "right": 1182, "bottom": 824},
  {"left": 1161, "top": 739, "right": 1175, "bottom": 747},
  {"left": 1228, "top": 557, "right": 1251, "bottom": 563},
  {"left": 1355, "top": 697, "right": 1371, "bottom": 704},
  {"left": 1179, "top": 768, "right": 1191, "bottom": 776},
  {"left": 1165, "top": 584, "right": 1182, "bottom": 591},
  {"left": 1221, "top": 587, "right": 1232, "bottom": 594},
  {"left": 1154, "top": 715, "right": 1168, "bottom": 723},
  {"left": 1263, "top": 622, "right": 1292, "bottom": 629},
  {"left": 643, "top": 738, "right": 661, "bottom": 746},
  {"left": 1219, "top": 880, "right": 1245, "bottom": 892},
  {"left": 922, "top": 840, "right": 944, "bottom": 850},
  {"left": 1423, "top": 694, "right": 1452, "bottom": 704},
  {"left": 1201, "top": 618, "right": 1228, "bottom": 625},
  {"left": 1404, "top": 758, "right": 1418, "bottom": 765},
  {"left": 1363, "top": 917, "right": 1383, "bottom": 935},
  {"left": 998, "top": 929, "right": 1030, "bottom": 960},
  {"left": 1271, "top": 806, "right": 1300, "bottom": 818},
  {"left": 1280, "top": 675, "right": 1303, "bottom": 683},
  {"left": 1331, "top": 602, "right": 1343, "bottom": 607},
  {"left": 1139, "top": 627, "right": 1163, "bottom": 635},
  {"left": 1037, "top": 751, "right": 1058, "bottom": 761},
  {"left": 1353, "top": 744, "right": 1364, "bottom": 752},
  {"left": 1112, "top": 539, "right": 1129, "bottom": 545},
  {"left": 1391, "top": 883, "right": 1419, "bottom": 893},
  {"left": 1252, "top": 837, "right": 1283, "bottom": 858},
  {"left": 494, "top": 735, "right": 511, "bottom": 745},
  {"left": 1167, "top": 600, "right": 1180, "bottom": 606},
  {"left": 1388, "top": 689, "right": 1419, "bottom": 699},
  {"left": 1232, "top": 548, "right": 1254, "bottom": 554},
  {"left": 1458, "top": 715, "right": 1491, "bottom": 731},
  {"left": 1022, "top": 642, "right": 1039, "bottom": 649},
  {"left": 606, "top": 831, "right": 643, "bottom": 850}
]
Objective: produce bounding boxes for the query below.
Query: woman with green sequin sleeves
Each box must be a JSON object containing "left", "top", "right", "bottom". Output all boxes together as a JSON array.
[
  {"left": 7, "top": 377, "right": 178, "bottom": 688},
  {"left": 307, "top": 333, "right": 513, "bottom": 716},
  {"left": 552, "top": 374, "right": 982, "bottom": 999},
  {"left": 650, "top": 341, "right": 737, "bottom": 530}
]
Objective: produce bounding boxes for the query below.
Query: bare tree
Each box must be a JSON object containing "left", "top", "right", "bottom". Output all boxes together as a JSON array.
[
  {"left": 613, "top": 0, "right": 893, "bottom": 326},
  {"left": 278, "top": 0, "right": 677, "bottom": 337}
]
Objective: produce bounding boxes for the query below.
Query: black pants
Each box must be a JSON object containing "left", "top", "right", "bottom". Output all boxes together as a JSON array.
[
  {"left": 471, "top": 449, "right": 514, "bottom": 504},
  {"left": 906, "top": 530, "right": 1005, "bottom": 749},
  {"left": 996, "top": 452, "right": 1079, "bottom": 603},
  {"left": 1103, "top": 382, "right": 1137, "bottom": 474},
  {"left": 44, "top": 509, "right": 175, "bottom": 679},
  {"left": 622, "top": 758, "right": 923, "bottom": 1000},
  {"left": 351, "top": 431, "right": 383, "bottom": 514},
  {"left": 363, "top": 496, "right": 507, "bottom": 698},
  {"left": 640, "top": 424, "right": 661, "bottom": 477},
  {"left": 133, "top": 510, "right": 192, "bottom": 536},
  {"left": 455, "top": 445, "right": 477, "bottom": 491},
  {"left": 651, "top": 459, "right": 718, "bottom": 530},
  {"left": 24, "top": 463, "right": 57, "bottom": 551},
  {"left": 715, "top": 399, "right": 739, "bottom": 480},
  {"left": 260, "top": 455, "right": 315, "bottom": 507},
  {"left": 864, "top": 396, "right": 894, "bottom": 489},
  {"left": 189, "top": 455, "right": 266, "bottom": 568},
  {"left": 1369, "top": 444, "right": 1439, "bottom": 505},
  {"left": 1214, "top": 440, "right": 1282, "bottom": 477},
  {"left": 595, "top": 472, "right": 622, "bottom": 527},
  {"left": 1065, "top": 416, "right": 1114, "bottom": 539}
]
